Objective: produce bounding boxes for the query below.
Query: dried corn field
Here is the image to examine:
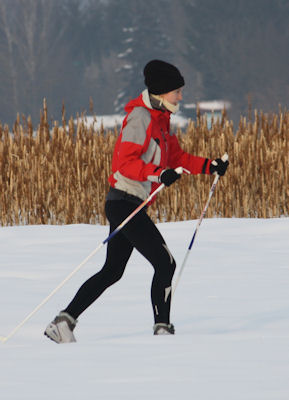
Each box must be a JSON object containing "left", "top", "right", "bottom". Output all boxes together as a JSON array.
[{"left": 0, "top": 103, "right": 288, "bottom": 226}]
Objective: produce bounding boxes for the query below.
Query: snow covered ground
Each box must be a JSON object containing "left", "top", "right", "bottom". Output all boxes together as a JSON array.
[
  {"left": 80, "top": 98, "right": 230, "bottom": 131},
  {"left": 1, "top": 218, "right": 289, "bottom": 399},
  {"left": 78, "top": 112, "right": 190, "bottom": 130}
]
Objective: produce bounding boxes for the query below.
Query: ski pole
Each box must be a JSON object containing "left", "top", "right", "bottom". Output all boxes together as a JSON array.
[
  {"left": 0, "top": 167, "right": 184, "bottom": 344},
  {"left": 172, "top": 153, "right": 228, "bottom": 295}
]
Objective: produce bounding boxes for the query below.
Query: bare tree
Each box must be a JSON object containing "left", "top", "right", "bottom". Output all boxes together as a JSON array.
[
  {"left": 0, "top": 0, "right": 82, "bottom": 124},
  {"left": 0, "top": 0, "right": 20, "bottom": 115}
]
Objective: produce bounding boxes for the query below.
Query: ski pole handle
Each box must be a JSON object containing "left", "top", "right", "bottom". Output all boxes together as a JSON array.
[
  {"left": 221, "top": 153, "right": 229, "bottom": 162},
  {"left": 175, "top": 166, "right": 191, "bottom": 175},
  {"left": 211, "top": 153, "right": 229, "bottom": 176}
]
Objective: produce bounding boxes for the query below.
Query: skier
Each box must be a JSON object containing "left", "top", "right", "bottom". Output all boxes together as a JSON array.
[{"left": 44, "top": 59, "right": 229, "bottom": 343}]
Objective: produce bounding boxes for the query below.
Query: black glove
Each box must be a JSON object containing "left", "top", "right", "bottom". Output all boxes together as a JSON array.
[
  {"left": 159, "top": 169, "right": 181, "bottom": 187},
  {"left": 209, "top": 158, "right": 229, "bottom": 176}
]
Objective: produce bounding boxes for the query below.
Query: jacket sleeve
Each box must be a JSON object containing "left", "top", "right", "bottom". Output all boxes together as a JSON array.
[
  {"left": 116, "top": 109, "right": 162, "bottom": 182},
  {"left": 167, "top": 134, "right": 212, "bottom": 175}
]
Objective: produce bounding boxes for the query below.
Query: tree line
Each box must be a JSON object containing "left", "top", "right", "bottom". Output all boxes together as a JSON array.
[{"left": 0, "top": 0, "right": 288, "bottom": 126}]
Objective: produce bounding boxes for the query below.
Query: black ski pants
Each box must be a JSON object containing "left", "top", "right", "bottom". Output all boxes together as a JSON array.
[{"left": 65, "top": 199, "right": 176, "bottom": 324}]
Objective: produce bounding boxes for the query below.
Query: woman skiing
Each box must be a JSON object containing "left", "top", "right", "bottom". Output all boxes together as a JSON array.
[{"left": 45, "top": 59, "right": 228, "bottom": 343}]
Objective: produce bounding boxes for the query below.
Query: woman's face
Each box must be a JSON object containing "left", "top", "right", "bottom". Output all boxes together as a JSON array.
[{"left": 161, "top": 87, "right": 183, "bottom": 105}]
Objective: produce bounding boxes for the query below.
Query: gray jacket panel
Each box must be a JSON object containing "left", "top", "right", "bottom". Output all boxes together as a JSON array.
[{"left": 121, "top": 107, "right": 151, "bottom": 146}]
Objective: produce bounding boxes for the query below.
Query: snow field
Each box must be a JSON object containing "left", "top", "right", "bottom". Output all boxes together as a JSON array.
[{"left": 0, "top": 218, "right": 289, "bottom": 399}]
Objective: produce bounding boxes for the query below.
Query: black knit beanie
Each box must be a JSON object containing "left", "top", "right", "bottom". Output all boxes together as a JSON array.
[{"left": 144, "top": 59, "right": 185, "bottom": 95}]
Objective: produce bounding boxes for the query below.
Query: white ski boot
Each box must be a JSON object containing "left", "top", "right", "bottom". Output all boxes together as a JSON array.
[
  {"left": 153, "top": 323, "right": 175, "bottom": 335},
  {"left": 44, "top": 312, "right": 77, "bottom": 344}
]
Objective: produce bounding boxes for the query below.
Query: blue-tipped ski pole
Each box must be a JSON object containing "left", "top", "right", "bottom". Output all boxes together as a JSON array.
[
  {"left": 0, "top": 167, "right": 184, "bottom": 343},
  {"left": 172, "top": 154, "right": 228, "bottom": 295}
]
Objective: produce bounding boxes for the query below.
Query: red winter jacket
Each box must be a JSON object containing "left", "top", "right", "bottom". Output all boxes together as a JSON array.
[{"left": 108, "top": 89, "right": 212, "bottom": 202}]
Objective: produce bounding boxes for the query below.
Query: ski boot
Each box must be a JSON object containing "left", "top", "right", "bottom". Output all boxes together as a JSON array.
[
  {"left": 153, "top": 323, "right": 175, "bottom": 335},
  {"left": 44, "top": 311, "right": 77, "bottom": 344}
]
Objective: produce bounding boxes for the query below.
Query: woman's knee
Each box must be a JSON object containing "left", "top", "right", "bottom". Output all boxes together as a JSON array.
[
  {"left": 161, "top": 243, "right": 176, "bottom": 276},
  {"left": 153, "top": 256, "right": 176, "bottom": 283},
  {"left": 98, "top": 263, "right": 125, "bottom": 285}
]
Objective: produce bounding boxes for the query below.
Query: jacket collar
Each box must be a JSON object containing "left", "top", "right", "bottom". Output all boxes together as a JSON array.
[
  {"left": 142, "top": 89, "right": 153, "bottom": 109},
  {"left": 124, "top": 89, "right": 170, "bottom": 120},
  {"left": 142, "top": 89, "right": 171, "bottom": 117}
]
